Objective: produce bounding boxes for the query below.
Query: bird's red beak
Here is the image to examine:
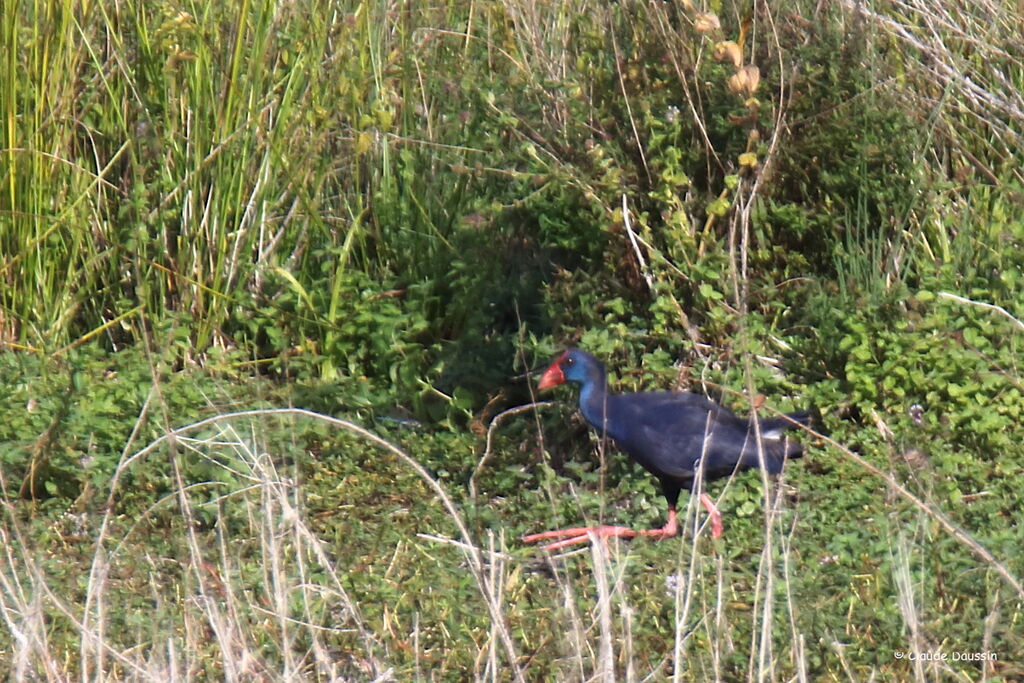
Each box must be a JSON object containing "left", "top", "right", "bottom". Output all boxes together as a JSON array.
[{"left": 537, "top": 359, "right": 566, "bottom": 390}]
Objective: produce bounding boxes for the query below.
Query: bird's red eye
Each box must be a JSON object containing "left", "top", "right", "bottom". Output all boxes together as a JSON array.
[{"left": 564, "top": 356, "right": 574, "bottom": 367}]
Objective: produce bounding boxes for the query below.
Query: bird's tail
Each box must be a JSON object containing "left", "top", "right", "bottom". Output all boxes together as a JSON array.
[
  {"left": 761, "top": 411, "right": 812, "bottom": 433},
  {"left": 746, "top": 411, "right": 812, "bottom": 472}
]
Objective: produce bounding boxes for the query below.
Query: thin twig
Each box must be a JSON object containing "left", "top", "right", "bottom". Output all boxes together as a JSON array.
[
  {"left": 938, "top": 291, "right": 1024, "bottom": 332},
  {"left": 470, "top": 402, "right": 554, "bottom": 500},
  {"left": 622, "top": 194, "right": 654, "bottom": 291}
]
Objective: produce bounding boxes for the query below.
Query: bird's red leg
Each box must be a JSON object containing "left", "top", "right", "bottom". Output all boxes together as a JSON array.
[
  {"left": 523, "top": 505, "right": 679, "bottom": 551},
  {"left": 699, "top": 493, "right": 723, "bottom": 538}
]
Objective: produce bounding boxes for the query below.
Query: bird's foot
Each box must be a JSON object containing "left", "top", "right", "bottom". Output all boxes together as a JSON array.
[
  {"left": 522, "top": 525, "right": 636, "bottom": 551},
  {"left": 523, "top": 520, "right": 677, "bottom": 552},
  {"left": 698, "top": 493, "right": 724, "bottom": 539}
]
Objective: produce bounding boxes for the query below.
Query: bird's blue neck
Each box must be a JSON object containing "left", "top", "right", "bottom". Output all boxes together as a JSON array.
[{"left": 577, "top": 365, "right": 610, "bottom": 430}]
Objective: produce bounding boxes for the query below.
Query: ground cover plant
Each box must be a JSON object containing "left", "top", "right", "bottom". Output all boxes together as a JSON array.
[{"left": 1, "top": 0, "right": 1023, "bottom": 679}]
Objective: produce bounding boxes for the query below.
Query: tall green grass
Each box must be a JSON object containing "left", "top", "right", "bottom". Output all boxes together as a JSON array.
[
  {"left": 3, "top": 0, "right": 1021, "bottom": 361},
  {"left": 2, "top": 0, "right": 466, "bottom": 355}
]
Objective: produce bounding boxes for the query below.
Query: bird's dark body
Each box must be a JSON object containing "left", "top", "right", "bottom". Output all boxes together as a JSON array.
[
  {"left": 555, "top": 349, "right": 808, "bottom": 507},
  {"left": 526, "top": 348, "right": 811, "bottom": 546}
]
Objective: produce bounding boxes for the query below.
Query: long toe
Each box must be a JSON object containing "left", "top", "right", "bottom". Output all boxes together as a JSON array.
[
  {"left": 522, "top": 526, "right": 603, "bottom": 543},
  {"left": 525, "top": 524, "right": 646, "bottom": 551},
  {"left": 540, "top": 534, "right": 593, "bottom": 551}
]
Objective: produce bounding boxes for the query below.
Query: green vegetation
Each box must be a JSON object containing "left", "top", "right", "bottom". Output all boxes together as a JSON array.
[{"left": 2, "top": 0, "right": 1022, "bottom": 679}]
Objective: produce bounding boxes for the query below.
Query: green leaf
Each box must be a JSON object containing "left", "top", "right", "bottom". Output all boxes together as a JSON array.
[{"left": 707, "top": 197, "right": 731, "bottom": 217}]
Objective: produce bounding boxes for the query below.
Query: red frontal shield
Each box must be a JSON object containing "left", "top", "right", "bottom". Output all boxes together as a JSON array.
[{"left": 537, "top": 360, "right": 566, "bottom": 390}]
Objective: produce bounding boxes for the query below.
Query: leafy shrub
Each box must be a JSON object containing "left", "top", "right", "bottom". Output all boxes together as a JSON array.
[{"left": 0, "top": 345, "right": 281, "bottom": 503}]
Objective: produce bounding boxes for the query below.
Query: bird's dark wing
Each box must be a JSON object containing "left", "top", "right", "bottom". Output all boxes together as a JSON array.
[
  {"left": 599, "top": 390, "right": 805, "bottom": 488},
  {"left": 598, "top": 392, "right": 750, "bottom": 480}
]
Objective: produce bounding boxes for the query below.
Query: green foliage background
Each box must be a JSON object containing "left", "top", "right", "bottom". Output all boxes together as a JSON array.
[{"left": 1, "top": 0, "right": 1022, "bottom": 678}]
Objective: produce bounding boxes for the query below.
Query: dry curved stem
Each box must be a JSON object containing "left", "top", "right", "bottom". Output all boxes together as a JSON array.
[
  {"left": 469, "top": 401, "right": 555, "bottom": 500},
  {"left": 765, "top": 408, "right": 1024, "bottom": 601},
  {"left": 938, "top": 291, "right": 1024, "bottom": 333},
  {"left": 99, "top": 408, "right": 526, "bottom": 682}
]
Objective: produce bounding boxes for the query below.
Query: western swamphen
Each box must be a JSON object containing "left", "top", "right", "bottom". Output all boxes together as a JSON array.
[{"left": 523, "top": 349, "right": 809, "bottom": 550}]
